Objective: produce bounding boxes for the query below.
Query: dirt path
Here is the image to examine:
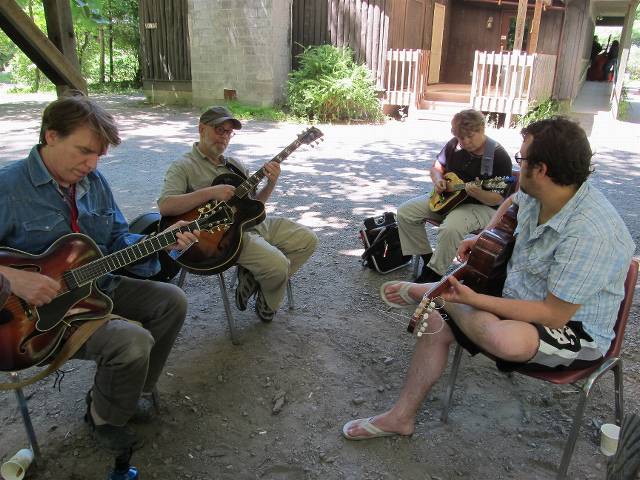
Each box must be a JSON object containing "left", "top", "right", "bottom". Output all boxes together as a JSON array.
[{"left": 0, "top": 93, "right": 638, "bottom": 480}]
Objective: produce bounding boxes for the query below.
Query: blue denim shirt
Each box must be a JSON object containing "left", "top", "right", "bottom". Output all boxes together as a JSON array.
[
  {"left": 503, "top": 183, "right": 635, "bottom": 354},
  {"left": 0, "top": 146, "right": 159, "bottom": 295}
]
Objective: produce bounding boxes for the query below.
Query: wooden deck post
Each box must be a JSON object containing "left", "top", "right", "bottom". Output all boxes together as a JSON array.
[
  {"left": 512, "top": 0, "right": 528, "bottom": 52},
  {"left": 528, "top": 0, "right": 543, "bottom": 54}
]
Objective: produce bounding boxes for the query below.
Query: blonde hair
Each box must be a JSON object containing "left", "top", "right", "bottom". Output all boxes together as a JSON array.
[{"left": 451, "top": 109, "right": 485, "bottom": 138}]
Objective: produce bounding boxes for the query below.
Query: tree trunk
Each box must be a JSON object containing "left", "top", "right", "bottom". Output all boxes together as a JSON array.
[
  {"left": 108, "top": 0, "right": 114, "bottom": 83},
  {"left": 99, "top": 26, "right": 105, "bottom": 84},
  {"left": 27, "top": 0, "right": 40, "bottom": 92}
]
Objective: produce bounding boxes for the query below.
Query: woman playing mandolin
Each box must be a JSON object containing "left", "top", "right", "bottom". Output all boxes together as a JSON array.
[{"left": 396, "top": 109, "right": 513, "bottom": 283}]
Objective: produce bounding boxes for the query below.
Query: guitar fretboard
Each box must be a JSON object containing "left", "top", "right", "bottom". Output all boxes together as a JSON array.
[
  {"left": 62, "top": 217, "right": 211, "bottom": 291},
  {"left": 232, "top": 138, "right": 305, "bottom": 200}
]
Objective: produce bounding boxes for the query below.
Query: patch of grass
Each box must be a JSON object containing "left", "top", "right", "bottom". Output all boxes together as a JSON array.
[
  {"left": 0, "top": 71, "right": 11, "bottom": 83},
  {"left": 224, "top": 100, "right": 290, "bottom": 122},
  {"left": 87, "top": 81, "right": 142, "bottom": 94},
  {"left": 617, "top": 87, "right": 631, "bottom": 121}
]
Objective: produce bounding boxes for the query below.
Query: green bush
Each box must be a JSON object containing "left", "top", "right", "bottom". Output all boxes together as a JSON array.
[
  {"left": 518, "top": 98, "right": 561, "bottom": 126},
  {"left": 287, "top": 45, "right": 383, "bottom": 123}
]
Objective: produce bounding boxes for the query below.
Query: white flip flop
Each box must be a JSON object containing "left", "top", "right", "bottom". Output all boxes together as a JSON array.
[
  {"left": 342, "top": 417, "right": 397, "bottom": 440},
  {"left": 379, "top": 281, "right": 417, "bottom": 308}
]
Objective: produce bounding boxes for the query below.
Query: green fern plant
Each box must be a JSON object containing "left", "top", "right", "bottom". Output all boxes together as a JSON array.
[
  {"left": 287, "top": 45, "right": 383, "bottom": 123},
  {"left": 518, "top": 98, "right": 561, "bottom": 126}
]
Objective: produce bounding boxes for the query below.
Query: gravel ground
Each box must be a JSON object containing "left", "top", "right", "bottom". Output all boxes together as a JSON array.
[{"left": 0, "top": 92, "right": 638, "bottom": 480}]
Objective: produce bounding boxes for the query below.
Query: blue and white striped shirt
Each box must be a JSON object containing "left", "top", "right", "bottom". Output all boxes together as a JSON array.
[{"left": 502, "top": 182, "right": 635, "bottom": 354}]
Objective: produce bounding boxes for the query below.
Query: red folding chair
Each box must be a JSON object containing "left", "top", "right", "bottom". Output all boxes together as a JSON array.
[{"left": 440, "top": 258, "right": 639, "bottom": 479}]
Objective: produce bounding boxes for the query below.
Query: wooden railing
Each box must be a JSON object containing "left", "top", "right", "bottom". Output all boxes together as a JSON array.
[
  {"left": 383, "top": 49, "right": 430, "bottom": 110},
  {"left": 470, "top": 51, "right": 557, "bottom": 122}
]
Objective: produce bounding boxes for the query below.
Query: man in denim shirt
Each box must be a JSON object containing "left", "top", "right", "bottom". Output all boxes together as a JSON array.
[
  {"left": 343, "top": 117, "right": 634, "bottom": 440},
  {"left": 0, "top": 95, "right": 196, "bottom": 450}
]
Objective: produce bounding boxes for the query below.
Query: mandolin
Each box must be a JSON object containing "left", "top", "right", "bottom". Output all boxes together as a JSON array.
[{"left": 428, "top": 172, "right": 515, "bottom": 215}]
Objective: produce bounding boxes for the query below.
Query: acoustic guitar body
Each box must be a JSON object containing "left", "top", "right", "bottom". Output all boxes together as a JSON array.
[
  {"left": 160, "top": 173, "right": 266, "bottom": 275},
  {"left": 0, "top": 236, "right": 112, "bottom": 371},
  {"left": 407, "top": 204, "right": 518, "bottom": 334}
]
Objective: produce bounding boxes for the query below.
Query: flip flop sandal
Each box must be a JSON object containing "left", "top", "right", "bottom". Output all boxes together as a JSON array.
[
  {"left": 379, "top": 281, "right": 417, "bottom": 308},
  {"left": 342, "top": 417, "right": 397, "bottom": 440},
  {"left": 235, "top": 266, "right": 258, "bottom": 311}
]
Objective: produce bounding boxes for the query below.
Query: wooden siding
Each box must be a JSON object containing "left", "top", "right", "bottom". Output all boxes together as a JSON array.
[
  {"left": 139, "top": 0, "right": 191, "bottom": 82},
  {"left": 443, "top": 0, "right": 562, "bottom": 84},
  {"left": 292, "top": 0, "right": 391, "bottom": 86},
  {"left": 387, "top": 0, "right": 435, "bottom": 49},
  {"left": 553, "top": 0, "right": 589, "bottom": 100},
  {"left": 443, "top": 2, "right": 503, "bottom": 83}
]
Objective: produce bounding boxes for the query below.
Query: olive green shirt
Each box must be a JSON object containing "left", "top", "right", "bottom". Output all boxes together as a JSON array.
[{"left": 157, "top": 143, "right": 250, "bottom": 204}]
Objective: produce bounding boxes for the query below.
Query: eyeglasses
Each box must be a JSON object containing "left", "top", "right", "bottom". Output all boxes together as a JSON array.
[
  {"left": 514, "top": 153, "right": 527, "bottom": 164},
  {"left": 214, "top": 125, "right": 235, "bottom": 138}
]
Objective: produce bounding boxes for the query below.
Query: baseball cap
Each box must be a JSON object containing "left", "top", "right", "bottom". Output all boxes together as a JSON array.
[{"left": 199, "top": 106, "right": 242, "bottom": 130}]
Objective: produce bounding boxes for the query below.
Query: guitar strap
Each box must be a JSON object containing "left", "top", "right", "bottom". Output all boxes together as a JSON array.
[
  {"left": 0, "top": 315, "right": 113, "bottom": 390},
  {"left": 481, "top": 138, "right": 497, "bottom": 178},
  {"left": 224, "top": 158, "right": 248, "bottom": 180}
]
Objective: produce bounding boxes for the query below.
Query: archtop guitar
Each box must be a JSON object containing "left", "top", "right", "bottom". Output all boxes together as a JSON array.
[
  {"left": 0, "top": 207, "right": 229, "bottom": 372},
  {"left": 159, "top": 127, "right": 324, "bottom": 274}
]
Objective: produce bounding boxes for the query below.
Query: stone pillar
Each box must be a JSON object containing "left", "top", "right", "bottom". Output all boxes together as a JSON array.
[{"left": 188, "top": 0, "right": 292, "bottom": 108}]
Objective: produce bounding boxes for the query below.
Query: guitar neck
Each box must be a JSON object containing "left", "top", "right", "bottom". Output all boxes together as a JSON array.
[
  {"left": 67, "top": 219, "right": 205, "bottom": 288},
  {"left": 232, "top": 137, "right": 305, "bottom": 200}
]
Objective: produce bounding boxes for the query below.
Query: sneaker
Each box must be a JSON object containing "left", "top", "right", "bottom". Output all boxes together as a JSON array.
[
  {"left": 86, "top": 390, "right": 157, "bottom": 424},
  {"left": 235, "top": 266, "right": 258, "bottom": 311},
  {"left": 415, "top": 266, "right": 442, "bottom": 284},
  {"left": 84, "top": 394, "right": 143, "bottom": 451},
  {"left": 254, "top": 290, "right": 275, "bottom": 323}
]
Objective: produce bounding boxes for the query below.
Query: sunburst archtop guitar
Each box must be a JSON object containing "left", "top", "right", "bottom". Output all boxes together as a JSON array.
[
  {"left": 0, "top": 206, "right": 230, "bottom": 372},
  {"left": 159, "top": 127, "right": 324, "bottom": 275}
]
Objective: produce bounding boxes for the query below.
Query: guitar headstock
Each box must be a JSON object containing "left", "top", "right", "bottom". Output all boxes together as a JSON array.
[
  {"left": 408, "top": 293, "right": 445, "bottom": 337},
  {"left": 298, "top": 126, "right": 324, "bottom": 148}
]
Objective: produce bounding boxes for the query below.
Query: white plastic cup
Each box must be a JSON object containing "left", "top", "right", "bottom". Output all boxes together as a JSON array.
[
  {"left": 600, "top": 423, "right": 620, "bottom": 456},
  {"left": 0, "top": 448, "right": 34, "bottom": 480}
]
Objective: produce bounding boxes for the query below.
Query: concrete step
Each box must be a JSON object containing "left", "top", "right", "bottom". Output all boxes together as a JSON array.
[{"left": 419, "top": 99, "right": 470, "bottom": 111}]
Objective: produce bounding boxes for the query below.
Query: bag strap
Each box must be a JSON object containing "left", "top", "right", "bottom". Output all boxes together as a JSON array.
[
  {"left": 361, "top": 226, "right": 390, "bottom": 261},
  {"left": 480, "top": 138, "right": 497, "bottom": 178},
  {"left": 0, "top": 316, "right": 112, "bottom": 390}
]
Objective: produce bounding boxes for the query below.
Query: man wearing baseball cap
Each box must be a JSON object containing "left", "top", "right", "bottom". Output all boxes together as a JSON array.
[{"left": 157, "top": 106, "right": 317, "bottom": 322}]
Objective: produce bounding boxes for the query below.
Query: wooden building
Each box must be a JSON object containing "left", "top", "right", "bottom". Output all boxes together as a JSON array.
[{"left": 134, "top": 0, "right": 636, "bottom": 118}]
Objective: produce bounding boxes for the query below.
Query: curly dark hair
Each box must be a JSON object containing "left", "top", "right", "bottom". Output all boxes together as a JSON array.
[
  {"left": 521, "top": 116, "right": 593, "bottom": 186},
  {"left": 39, "top": 92, "right": 121, "bottom": 151}
]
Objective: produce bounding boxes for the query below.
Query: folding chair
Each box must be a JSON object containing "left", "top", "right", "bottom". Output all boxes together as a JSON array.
[
  {"left": 176, "top": 268, "right": 294, "bottom": 345},
  {"left": 440, "top": 258, "right": 639, "bottom": 479}
]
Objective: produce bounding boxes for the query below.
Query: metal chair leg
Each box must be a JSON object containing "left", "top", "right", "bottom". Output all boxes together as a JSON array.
[
  {"left": 613, "top": 359, "right": 624, "bottom": 425},
  {"left": 11, "top": 373, "right": 42, "bottom": 464},
  {"left": 176, "top": 268, "right": 187, "bottom": 288},
  {"left": 412, "top": 255, "right": 420, "bottom": 280},
  {"left": 286, "top": 279, "right": 294, "bottom": 310},
  {"left": 441, "top": 344, "right": 463, "bottom": 423},
  {"left": 556, "top": 389, "right": 589, "bottom": 479},
  {"left": 217, "top": 273, "right": 240, "bottom": 345}
]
